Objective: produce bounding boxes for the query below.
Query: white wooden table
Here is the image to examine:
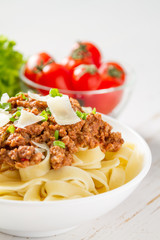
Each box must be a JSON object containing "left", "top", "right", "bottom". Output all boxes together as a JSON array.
[{"left": 0, "top": 0, "right": 160, "bottom": 239}]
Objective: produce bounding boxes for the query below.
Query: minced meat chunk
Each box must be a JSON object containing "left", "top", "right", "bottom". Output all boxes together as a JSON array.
[
  {"left": 6, "top": 133, "right": 27, "bottom": 147},
  {"left": 0, "top": 92, "right": 124, "bottom": 171},
  {"left": 18, "top": 146, "right": 35, "bottom": 159}
]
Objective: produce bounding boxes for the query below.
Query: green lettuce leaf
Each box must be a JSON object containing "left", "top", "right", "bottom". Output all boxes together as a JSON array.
[{"left": 0, "top": 35, "right": 24, "bottom": 96}]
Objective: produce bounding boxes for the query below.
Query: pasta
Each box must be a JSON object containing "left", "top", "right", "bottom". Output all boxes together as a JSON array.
[
  {"left": 0, "top": 90, "right": 143, "bottom": 201},
  {"left": 0, "top": 143, "right": 143, "bottom": 201}
]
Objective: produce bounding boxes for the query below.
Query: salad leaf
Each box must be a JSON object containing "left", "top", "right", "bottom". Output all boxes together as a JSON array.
[{"left": 0, "top": 35, "right": 24, "bottom": 97}]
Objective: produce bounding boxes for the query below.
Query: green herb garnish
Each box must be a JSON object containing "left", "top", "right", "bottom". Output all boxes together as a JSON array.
[
  {"left": 10, "top": 110, "right": 21, "bottom": 122},
  {"left": 9, "top": 117, "right": 17, "bottom": 122},
  {"left": 6, "top": 125, "right": 15, "bottom": 134},
  {"left": 0, "top": 102, "right": 11, "bottom": 111},
  {"left": 76, "top": 111, "right": 83, "bottom": 118},
  {"left": 17, "top": 107, "right": 24, "bottom": 111},
  {"left": 15, "top": 92, "right": 28, "bottom": 100},
  {"left": 40, "top": 110, "right": 48, "bottom": 121},
  {"left": 46, "top": 107, "right": 51, "bottom": 116},
  {"left": 76, "top": 111, "right": 88, "bottom": 120},
  {"left": 83, "top": 113, "right": 88, "bottom": 120},
  {"left": 92, "top": 108, "right": 96, "bottom": 114},
  {"left": 15, "top": 111, "right": 21, "bottom": 117},
  {"left": 53, "top": 140, "right": 65, "bottom": 148},
  {"left": 49, "top": 88, "right": 62, "bottom": 98},
  {"left": 54, "top": 130, "right": 59, "bottom": 140}
]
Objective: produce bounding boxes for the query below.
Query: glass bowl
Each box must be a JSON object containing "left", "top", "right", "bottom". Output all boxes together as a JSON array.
[{"left": 19, "top": 64, "right": 134, "bottom": 117}]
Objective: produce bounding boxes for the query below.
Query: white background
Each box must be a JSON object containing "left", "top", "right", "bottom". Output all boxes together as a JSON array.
[{"left": 0, "top": 0, "right": 160, "bottom": 239}]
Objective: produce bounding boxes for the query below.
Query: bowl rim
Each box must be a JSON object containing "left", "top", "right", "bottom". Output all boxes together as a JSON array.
[
  {"left": 19, "top": 64, "right": 135, "bottom": 95},
  {"left": 0, "top": 115, "right": 152, "bottom": 206}
]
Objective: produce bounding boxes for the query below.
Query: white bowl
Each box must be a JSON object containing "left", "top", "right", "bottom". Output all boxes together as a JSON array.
[{"left": 0, "top": 115, "right": 152, "bottom": 238}]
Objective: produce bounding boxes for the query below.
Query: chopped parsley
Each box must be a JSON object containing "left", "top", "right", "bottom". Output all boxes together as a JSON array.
[
  {"left": 6, "top": 125, "right": 15, "bottom": 134},
  {"left": 40, "top": 110, "right": 48, "bottom": 121},
  {"left": 53, "top": 140, "right": 65, "bottom": 148},
  {"left": 10, "top": 110, "right": 21, "bottom": 122},
  {"left": 49, "top": 88, "right": 62, "bottom": 98},
  {"left": 46, "top": 107, "right": 51, "bottom": 116},
  {"left": 15, "top": 92, "right": 28, "bottom": 100},
  {"left": 17, "top": 107, "right": 24, "bottom": 111},
  {"left": 76, "top": 111, "right": 88, "bottom": 120},
  {"left": 0, "top": 102, "right": 11, "bottom": 111},
  {"left": 9, "top": 116, "right": 17, "bottom": 122},
  {"left": 54, "top": 130, "right": 59, "bottom": 140},
  {"left": 92, "top": 107, "right": 96, "bottom": 114},
  {"left": 15, "top": 111, "right": 21, "bottom": 117}
]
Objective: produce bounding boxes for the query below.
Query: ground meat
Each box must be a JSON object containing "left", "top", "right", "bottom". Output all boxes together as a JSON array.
[
  {"left": 0, "top": 149, "right": 15, "bottom": 168},
  {"left": 0, "top": 149, "right": 8, "bottom": 164},
  {"left": 30, "top": 152, "right": 43, "bottom": 165},
  {"left": 103, "top": 132, "right": 124, "bottom": 152},
  {"left": 30, "top": 100, "right": 47, "bottom": 110},
  {"left": 6, "top": 133, "right": 27, "bottom": 147},
  {"left": 8, "top": 148, "right": 18, "bottom": 161},
  {"left": 0, "top": 93, "right": 124, "bottom": 171},
  {"left": 31, "top": 107, "right": 39, "bottom": 115},
  {"left": 62, "top": 135, "right": 78, "bottom": 153},
  {"left": 15, "top": 160, "right": 30, "bottom": 169},
  {"left": 50, "top": 146, "right": 73, "bottom": 169},
  {"left": 50, "top": 146, "right": 66, "bottom": 169},
  {"left": 25, "top": 124, "right": 44, "bottom": 136},
  {"left": 18, "top": 146, "right": 35, "bottom": 159},
  {"left": 15, "top": 129, "right": 30, "bottom": 142},
  {"left": 70, "top": 97, "right": 84, "bottom": 112}
]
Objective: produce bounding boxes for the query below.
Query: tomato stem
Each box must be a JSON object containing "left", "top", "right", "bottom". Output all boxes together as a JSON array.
[
  {"left": 71, "top": 42, "right": 90, "bottom": 60},
  {"left": 77, "top": 64, "right": 97, "bottom": 79},
  {"left": 34, "top": 58, "right": 54, "bottom": 73},
  {"left": 108, "top": 65, "right": 122, "bottom": 78}
]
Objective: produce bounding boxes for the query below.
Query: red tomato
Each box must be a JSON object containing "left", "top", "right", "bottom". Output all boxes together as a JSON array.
[
  {"left": 63, "top": 41, "right": 101, "bottom": 72},
  {"left": 63, "top": 54, "right": 94, "bottom": 73},
  {"left": 24, "top": 52, "right": 52, "bottom": 81},
  {"left": 79, "top": 41, "right": 101, "bottom": 67},
  {"left": 36, "top": 62, "right": 71, "bottom": 90},
  {"left": 72, "top": 64, "right": 101, "bottom": 91},
  {"left": 99, "top": 62, "right": 125, "bottom": 89}
]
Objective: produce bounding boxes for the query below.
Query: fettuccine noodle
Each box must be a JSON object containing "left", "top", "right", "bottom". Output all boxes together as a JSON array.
[{"left": 0, "top": 143, "right": 143, "bottom": 201}]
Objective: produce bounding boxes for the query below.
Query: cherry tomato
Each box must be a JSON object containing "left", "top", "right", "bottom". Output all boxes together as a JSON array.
[
  {"left": 72, "top": 64, "right": 101, "bottom": 91},
  {"left": 99, "top": 62, "right": 125, "bottom": 89},
  {"left": 36, "top": 62, "right": 71, "bottom": 90},
  {"left": 63, "top": 41, "right": 102, "bottom": 72},
  {"left": 24, "top": 52, "right": 52, "bottom": 81},
  {"left": 62, "top": 54, "right": 94, "bottom": 73},
  {"left": 79, "top": 41, "right": 101, "bottom": 67}
]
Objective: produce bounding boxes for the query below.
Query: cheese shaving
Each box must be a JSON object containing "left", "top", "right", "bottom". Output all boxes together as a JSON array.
[
  {"left": 0, "top": 111, "right": 12, "bottom": 127},
  {"left": 28, "top": 91, "right": 51, "bottom": 102},
  {"left": 47, "top": 95, "right": 81, "bottom": 125},
  {"left": 15, "top": 109, "right": 44, "bottom": 128},
  {"left": 82, "top": 107, "right": 93, "bottom": 114},
  {"left": 0, "top": 93, "right": 10, "bottom": 104}
]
